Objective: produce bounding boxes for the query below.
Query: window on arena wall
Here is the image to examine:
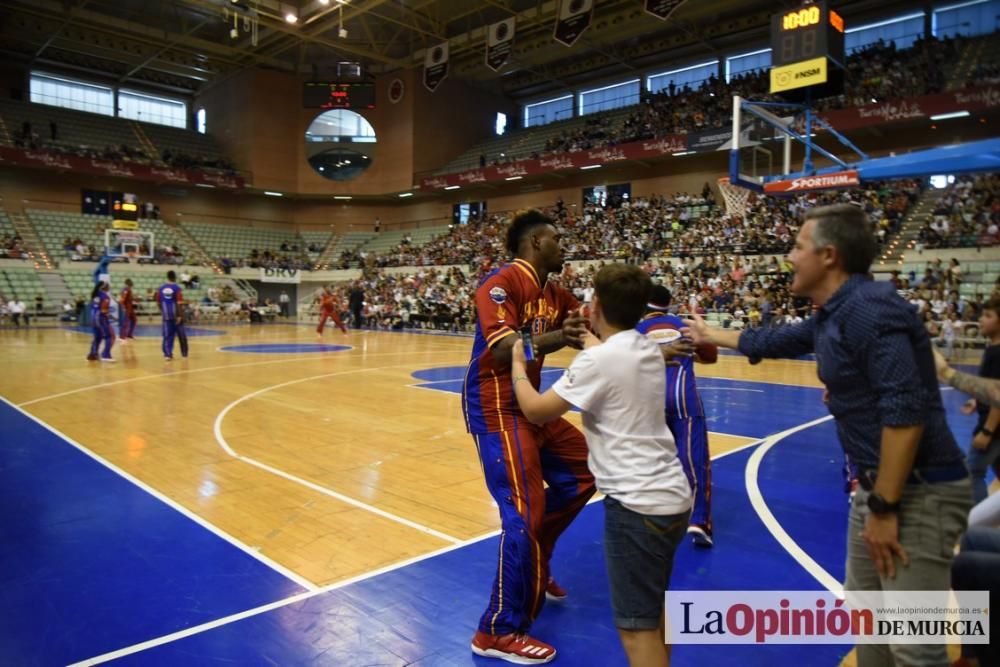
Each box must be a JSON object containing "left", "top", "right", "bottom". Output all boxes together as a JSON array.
[
  {"left": 30, "top": 72, "right": 114, "bottom": 116},
  {"left": 196, "top": 108, "right": 207, "bottom": 134},
  {"left": 578, "top": 79, "right": 640, "bottom": 116},
  {"left": 726, "top": 49, "right": 772, "bottom": 83},
  {"left": 647, "top": 60, "right": 719, "bottom": 96},
  {"left": 933, "top": 0, "right": 1000, "bottom": 38},
  {"left": 118, "top": 90, "right": 188, "bottom": 128},
  {"left": 305, "top": 109, "right": 376, "bottom": 181},
  {"left": 845, "top": 12, "right": 926, "bottom": 54},
  {"left": 523, "top": 95, "right": 574, "bottom": 128}
]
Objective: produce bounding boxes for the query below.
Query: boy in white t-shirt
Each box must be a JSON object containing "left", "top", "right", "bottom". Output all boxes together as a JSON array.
[{"left": 511, "top": 263, "right": 692, "bottom": 667}]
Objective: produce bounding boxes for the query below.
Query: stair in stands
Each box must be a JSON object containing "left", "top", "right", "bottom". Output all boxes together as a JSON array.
[
  {"left": 8, "top": 211, "right": 54, "bottom": 270},
  {"left": 130, "top": 121, "right": 160, "bottom": 161},
  {"left": 878, "top": 188, "right": 945, "bottom": 266},
  {"left": 169, "top": 222, "right": 223, "bottom": 274},
  {"left": 312, "top": 232, "right": 341, "bottom": 270},
  {"left": 37, "top": 271, "right": 73, "bottom": 305}
]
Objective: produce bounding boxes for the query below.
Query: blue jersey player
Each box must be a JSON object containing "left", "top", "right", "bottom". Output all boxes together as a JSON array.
[
  {"left": 635, "top": 285, "right": 719, "bottom": 547},
  {"left": 155, "top": 270, "right": 185, "bottom": 360}
]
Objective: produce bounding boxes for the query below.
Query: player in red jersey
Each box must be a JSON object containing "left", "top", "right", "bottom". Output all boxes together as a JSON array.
[
  {"left": 118, "top": 278, "right": 137, "bottom": 342},
  {"left": 317, "top": 286, "right": 347, "bottom": 335},
  {"left": 462, "top": 209, "right": 594, "bottom": 664}
]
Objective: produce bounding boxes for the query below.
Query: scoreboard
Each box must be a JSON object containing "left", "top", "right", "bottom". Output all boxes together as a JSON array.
[
  {"left": 303, "top": 82, "right": 376, "bottom": 109},
  {"left": 770, "top": 2, "right": 845, "bottom": 99},
  {"left": 112, "top": 193, "right": 139, "bottom": 230}
]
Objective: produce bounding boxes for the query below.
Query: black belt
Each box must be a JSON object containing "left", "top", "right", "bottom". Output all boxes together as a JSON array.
[{"left": 858, "top": 464, "right": 969, "bottom": 491}]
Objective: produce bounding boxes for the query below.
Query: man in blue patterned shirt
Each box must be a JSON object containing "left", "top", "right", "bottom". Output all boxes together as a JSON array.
[{"left": 686, "top": 203, "right": 971, "bottom": 667}]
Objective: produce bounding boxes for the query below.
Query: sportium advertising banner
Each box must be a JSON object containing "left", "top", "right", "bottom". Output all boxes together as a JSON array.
[
  {"left": 486, "top": 18, "right": 516, "bottom": 71},
  {"left": 554, "top": 0, "right": 593, "bottom": 47}
]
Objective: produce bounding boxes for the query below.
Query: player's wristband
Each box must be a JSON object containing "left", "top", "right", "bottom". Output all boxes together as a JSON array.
[{"left": 512, "top": 375, "right": 529, "bottom": 385}]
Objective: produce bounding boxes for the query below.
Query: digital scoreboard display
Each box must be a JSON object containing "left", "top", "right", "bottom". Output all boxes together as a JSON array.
[
  {"left": 303, "top": 82, "right": 375, "bottom": 109},
  {"left": 770, "top": 2, "right": 845, "bottom": 99}
]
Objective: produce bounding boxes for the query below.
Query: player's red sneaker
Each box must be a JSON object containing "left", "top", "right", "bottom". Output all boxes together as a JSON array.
[
  {"left": 471, "top": 631, "right": 556, "bottom": 664},
  {"left": 545, "top": 577, "right": 567, "bottom": 601}
]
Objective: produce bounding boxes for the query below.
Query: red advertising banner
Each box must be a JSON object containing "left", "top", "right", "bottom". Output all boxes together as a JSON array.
[
  {"left": 817, "top": 85, "right": 1000, "bottom": 132},
  {"left": 763, "top": 170, "right": 860, "bottom": 193},
  {"left": 0, "top": 146, "right": 245, "bottom": 189},
  {"left": 420, "top": 135, "right": 688, "bottom": 190}
]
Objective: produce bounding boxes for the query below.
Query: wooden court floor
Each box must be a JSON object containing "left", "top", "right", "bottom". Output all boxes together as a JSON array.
[{"left": 0, "top": 320, "right": 827, "bottom": 589}]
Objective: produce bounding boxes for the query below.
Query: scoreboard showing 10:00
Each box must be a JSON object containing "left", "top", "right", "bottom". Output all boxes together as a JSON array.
[
  {"left": 769, "top": 1, "right": 845, "bottom": 99},
  {"left": 303, "top": 82, "right": 376, "bottom": 109}
]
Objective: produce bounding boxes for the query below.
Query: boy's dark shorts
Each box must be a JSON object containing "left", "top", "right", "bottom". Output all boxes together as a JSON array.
[{"left": 603, "top": 495, "right": 689, "bottom": 631}]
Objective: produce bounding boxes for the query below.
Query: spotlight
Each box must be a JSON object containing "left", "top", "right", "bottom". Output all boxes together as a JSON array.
[
  {"left": 285, "top": 12, "right": 297, "bottom": 23},
  {"left": 230, "top": 27, "right": 239, "bottom": 39},
  {"left": 339, "top": 27, "right": 348, "bottom": 38}
]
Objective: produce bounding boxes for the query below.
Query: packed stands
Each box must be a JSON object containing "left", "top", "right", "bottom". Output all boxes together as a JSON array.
[
  {"left": 436, "top": 34, "right": 971, "bottom": 174},
  {"left": 0, "top": 98, "right": 231, "bottom": 173},
  {"left": 917, "top": 174, "right": 1000, "bottom": 249}
]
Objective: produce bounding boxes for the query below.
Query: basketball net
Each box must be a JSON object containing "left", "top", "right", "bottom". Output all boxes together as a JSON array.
[{"left": 717, "top": 177, "right": 752, "bottom": 218}]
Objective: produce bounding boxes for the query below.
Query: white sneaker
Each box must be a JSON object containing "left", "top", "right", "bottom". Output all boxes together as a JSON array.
[
  {"left": 100, "top": 357, "right": 117, "bottom": 363},
  {"left": 687, "top": 525, "right": 713, "bottom": 548}
]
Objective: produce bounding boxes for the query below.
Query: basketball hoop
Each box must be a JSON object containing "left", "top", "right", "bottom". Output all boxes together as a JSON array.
[
  {"left": 717, "top": 177, "right": 752, "bottom": 218},
  {"left": 126, "top": 250, "right": 138, "bottom": 265}
]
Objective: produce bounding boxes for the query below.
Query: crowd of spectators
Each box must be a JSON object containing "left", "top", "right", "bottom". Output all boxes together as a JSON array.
[
  {"left": 483, "top": 35, "right": 969, "bottom": 165},
  {"left": 917, "top": 174, "right": 1000, "bottom": 249},
  {"left": 815, "top": 36, "right": 960, "bottom": 112},
  {"left": 10, "top": 119, "right": 237, "bottom": 175},
  {"left": 340, "top": 180, "right": 919, "bottom": 272},
  {"left": 317, "top": 180, "right": 960, "bottom": 336},
  {"left": 217, "top": 247, "right": 312, "bottom": 273}
]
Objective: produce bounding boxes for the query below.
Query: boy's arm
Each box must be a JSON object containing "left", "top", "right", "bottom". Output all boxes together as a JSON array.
[{"left": 511, "top": 339, "right": 573, "bottom": 424}]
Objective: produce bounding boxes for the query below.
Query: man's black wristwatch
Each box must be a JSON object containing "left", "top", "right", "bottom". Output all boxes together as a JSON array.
[
  {"left": 978, "top": 426, "right": 995, "bottom": 437},
  {"left": 867, "top": 492, "right": 901, "bottom": 515}
]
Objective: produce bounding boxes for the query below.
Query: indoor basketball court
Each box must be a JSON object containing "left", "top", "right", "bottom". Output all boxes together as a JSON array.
[
  {"left": 0, "top": 321, "right": 981, "bottom": 665},
  {"left": 1, "top": 0, "right": 998, "bottom": 664}
]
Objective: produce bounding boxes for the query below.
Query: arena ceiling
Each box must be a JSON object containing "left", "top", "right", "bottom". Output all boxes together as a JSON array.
[{"left": 0, "top": 0, "right": 920, "bottom": 100}]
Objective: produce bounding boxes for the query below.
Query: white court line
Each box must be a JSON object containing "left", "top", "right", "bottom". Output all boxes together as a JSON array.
[
  {"left": 744, "top": 414, "right": 843, "bottom": 595},
  {"left": 70, "top": 428, "right": 768, "bottom": 666},
  {"left": 698, "top": 386, "right": 766, "bottom": 393},
  {"left": 17, "top": 347, "right": 463, "bottom": 407},
  {"left": 213, "top": 366, "right": 464, "bottom": 546},
  {"left": 0, "top": 396, "right": 318, "bottom": 593},
  {"left": 66, "top": 526, "right": 501, "bottom": 667}
]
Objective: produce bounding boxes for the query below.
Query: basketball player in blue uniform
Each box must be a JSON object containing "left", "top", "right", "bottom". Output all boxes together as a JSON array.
[
  {"left": 635, "top": 285, "right": 718, "bottom": 547},
  {"left": 155, "top": 270, "right": 184, "bottom": 360},
  {"left": 87, "top": 281, "right": 115, "bottom": 362}
]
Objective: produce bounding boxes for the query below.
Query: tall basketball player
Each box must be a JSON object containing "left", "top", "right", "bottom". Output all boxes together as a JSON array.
[{"left": 155, "top": 270, "right": 184, "bottom": 360}]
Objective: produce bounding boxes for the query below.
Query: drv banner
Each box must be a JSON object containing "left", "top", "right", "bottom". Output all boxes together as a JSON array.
[
  {"left": 554, "top": 0, "right": 593, "bottom": 47},
  {"left": 486, "top": 18, "right": 516, "bottom": 71},
  {"left": 423, "top": 42, "right": 449, "bottom": 92},
  {"left": 260, "top": 268, "right": 302, "bottom": 284}
]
